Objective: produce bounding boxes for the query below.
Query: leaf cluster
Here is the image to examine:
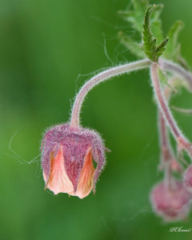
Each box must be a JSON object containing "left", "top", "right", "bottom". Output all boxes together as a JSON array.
[
  {"left": 118, "top": 0, "right": 187, "bottom": 65},
  {"left": 143, "top": 5, "right": 168, "bottom": 61}
]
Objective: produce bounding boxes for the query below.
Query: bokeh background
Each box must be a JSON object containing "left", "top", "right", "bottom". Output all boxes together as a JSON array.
[{"left": 1, "top": 0, "right": 192, "bottom": 239}]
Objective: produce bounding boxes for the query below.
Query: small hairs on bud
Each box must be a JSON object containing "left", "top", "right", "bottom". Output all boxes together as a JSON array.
[
  {"left": 150, "top": 181, "right": 191, "bottom": 222},
  {"left": 41, "top": 123, "right": 106, "bottom": 199}
]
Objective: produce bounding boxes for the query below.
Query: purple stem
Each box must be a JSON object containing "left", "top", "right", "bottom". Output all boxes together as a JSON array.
[{"left": 151, "top": 63, "right": 192, "bottom": 156}]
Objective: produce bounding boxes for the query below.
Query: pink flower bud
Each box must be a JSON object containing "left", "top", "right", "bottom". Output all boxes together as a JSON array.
[
  {"left": 150, "top": 181, "right": 191, "bottom": 222},
  {"left": 41, "top": 124, "right": 106, "bottom": 198},
  {"left": 184, "top": 165, "right": 192, "bottom": 192}
]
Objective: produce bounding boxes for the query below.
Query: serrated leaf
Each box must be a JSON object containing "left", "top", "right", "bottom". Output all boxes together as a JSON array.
[
  {"left": 118, "top": 10, "right": 145, "bottom": 33},
  {"left": 143, "top": 5, "right": 169, "bottom": 61},
  {"left": 156, "top": 37, "right": 169, "bottom": 60},
  {"left": 150, "top": 4, "right": 164, "bottom": 43},
  {"left": 143, "top": 5, "right": 158, "bottom": 60},
  {"left": 118, "top": 31, "right": 145, "bottom": 58},
  {"left": 119, "top": 1, "right": 163, "bottom": 42},
  {"left": 168, "top": 21, "right": 184, "bottom": 43},
  {"left": 164, "top": 21, "right": 184, "bottom": 60},
  {"left": 118, "top": 0, "right": 149, "bottom": 33}
]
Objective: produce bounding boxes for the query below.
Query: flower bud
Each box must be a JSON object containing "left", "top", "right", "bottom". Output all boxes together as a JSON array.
[
  {"left": 41, "top": 123, "right": 106, "bottom": 198},
  {"left": 184, "top": 165, "right": 192, "bottom": 192},
  {"left": 150, "top": 181, "right": 191, "bottom": 222}
]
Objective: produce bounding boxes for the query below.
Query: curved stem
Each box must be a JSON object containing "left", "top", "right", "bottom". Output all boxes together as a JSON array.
[
  {"left": 159, "top": 79, "right": 176, "bottom": 168},
  {"left": 160, "top": 58, "right": 192, "bottom": 91},
  {"left": 70, "top": 58, "right": 192, "bottom": 129},
  {"left": 151, "top": 63, "right": 183, "bottom": 139},
  {"left": 151, "top": 63, "right": 192, "bottom": 156},
  {"left": 159, "top": 109, "right": 173, "bottom": 188},
  {"left": 159, "top": 89, "right": 181, "bottom": 186},
  {"left": 70, "top": 59, "right": 151, "bottom": 128}
]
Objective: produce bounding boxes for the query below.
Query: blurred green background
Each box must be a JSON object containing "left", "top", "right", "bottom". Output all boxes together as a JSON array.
[{"left": 1, "top": 0, "right": 192, "bottom": 239}]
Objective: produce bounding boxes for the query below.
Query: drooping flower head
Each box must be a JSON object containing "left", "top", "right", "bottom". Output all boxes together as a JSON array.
[
  {"left": 150, "top": 181, "right": 191, "bottom": 222},
  {"left": 41, "top": 123, "right": 106, "bottom": 199}
]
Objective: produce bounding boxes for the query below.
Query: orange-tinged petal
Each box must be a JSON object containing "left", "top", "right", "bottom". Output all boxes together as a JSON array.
[
  {"left": 41, "top": 124, "right": 106, "bottom": 198},
  {"left": 75, "top": 148, "right": 95, "bottom": 198},
  {"left": 44, "top": 146, "right": 74, "bottom": 195}
]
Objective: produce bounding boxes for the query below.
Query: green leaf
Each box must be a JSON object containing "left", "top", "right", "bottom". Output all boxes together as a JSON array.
[
  {"left": 118, "top": 31, "right": 145, "bottom": 58},
  {"left": 143, "top": 5, "right": 158, "bottom": 60},
  {"left": 132, "top": 0, "right": 149, "bottom": 10},
  {"left": 156, "top": 37, "right": 169, "bottom": 60},
  {"left": 164, "top": 21, "right": 184, "bottom": 60},
  {"left": 150, "top": 4, "right": 164, "bottom": 43},
  {"left": 118, "top": 10, "right": 144, "bottom": 33},
  {"left": 118, "top": 0, "right": 149, "bottom": 33},
  {"left": 143, "top": 5, "right": 169, "bottom": 61}
]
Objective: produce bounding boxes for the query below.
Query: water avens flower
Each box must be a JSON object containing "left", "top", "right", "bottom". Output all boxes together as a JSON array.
[
  {"left": 150, "top": 181, "right": 191, "bottom": 222},
  {"left": 39, "top": 2, "right": 192, "bottom": 222},
  {"left": 41, "top": 124, "right": 105, "bottom": 198}
]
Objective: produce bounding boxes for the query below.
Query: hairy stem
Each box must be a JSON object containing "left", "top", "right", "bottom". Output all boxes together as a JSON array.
[
  {"left": 160, "top": 58, "right": 192, "bottom": 91},
  {"left": 151, "top": 62, "right": 192, "bottom": 156},
  {"left": 159, "top": 93, "right": 179, "bottom": 186},
  {"left": 159, "top": 80, "right": 175, "bottom": 167},
  {"left": 70, "top": 58, "right": 192, "bottom": 129},
  {"left": 159, "top": 111, "right": 172, "bottom": 163},
  {"left": 151, "top": 63, "right": 183, "bottom": 139},
  {"left": 70, "top": 59, "right": 151, "bottom": 128}
]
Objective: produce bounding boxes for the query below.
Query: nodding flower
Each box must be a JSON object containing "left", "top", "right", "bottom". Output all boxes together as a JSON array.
[
  {"left": 150, "top": 181, "right": 191, "bottom": 222},
  {"left": 41, "top": 124, "right": 106, "bottom": 199}
]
